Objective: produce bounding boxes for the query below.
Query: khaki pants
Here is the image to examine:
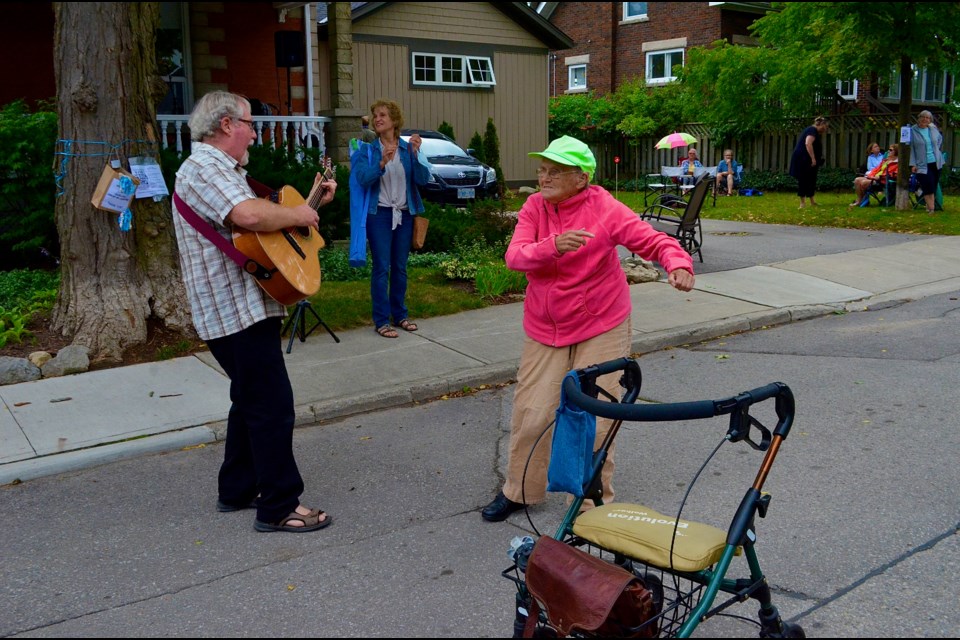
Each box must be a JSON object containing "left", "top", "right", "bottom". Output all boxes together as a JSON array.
[{"left": 502, "top": 317, "right": 631, "bottom": 505}]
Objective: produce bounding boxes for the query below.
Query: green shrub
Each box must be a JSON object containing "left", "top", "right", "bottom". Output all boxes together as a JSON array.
[
  {"left": 0, "top": 100, "right": 59, "bottom": 268},
  {"left": 0, "top": 307, "right": 32, "bottom": 348},
  {"left": 440, "top": 237, "right": 507, "bottom": 281},
  {"left": 738, "top": 167, "right": 858, "bottom": 192},
  {"left": 482, "top": 118, "right": 503, "bottom": 197},
  {"left": 467, "top": 132, "right": 485, "bottom": 162},
  {"left": 474, "top": 262, "right": 526, "bottom": 298},
  {"left": 0, "top": 268, "right": 59, "bottom": 309},
  {"left": 319, "top": 246, "right": 370, "bottom": 282},
  {"left": 419, "top": 199, "right": 514, "bottom": 253},
  {"left": 438, "top": 121, "right": 456, "bottom": 141},
  {"left": 0, "top": 268, "right": 59, "bottom": 348}
]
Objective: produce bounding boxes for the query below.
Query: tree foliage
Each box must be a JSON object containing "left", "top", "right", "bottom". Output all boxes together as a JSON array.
[
  {"left": 752, "top": 2, "right": 960, "bottom": 90},
  {"left": 467, "top": 131, "right": 484, "bottom": 162},
  {"left": 0, "top": 100, "right": 59, "bottom": 268},
  {"left": 437, "top": 120, "right": 455, "bottom": 141},
  {"left": 748, "top": 2, "right": 960, "bottom": 207}
]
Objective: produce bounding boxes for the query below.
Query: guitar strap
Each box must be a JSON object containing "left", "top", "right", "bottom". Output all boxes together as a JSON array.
[{"left": 172, "top": 177, "right": 276, "bottom": 281}]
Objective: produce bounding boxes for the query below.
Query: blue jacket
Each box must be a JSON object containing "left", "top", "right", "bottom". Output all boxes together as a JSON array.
[
  {"left": 717, "top": 159, "right": 742, "bottom": 182},
  {"left": 350, "top": 137, "right": 431, "bottom": 215}
]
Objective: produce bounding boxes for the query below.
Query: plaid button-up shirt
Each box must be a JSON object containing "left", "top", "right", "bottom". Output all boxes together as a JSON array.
[{"left": 172, "top": 143, "right": 285, "bottom": 341}]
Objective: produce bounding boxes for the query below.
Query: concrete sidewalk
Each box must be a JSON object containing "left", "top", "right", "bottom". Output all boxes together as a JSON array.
[{"left": 3, "top": 234, "right": 960, "bottom": 485}]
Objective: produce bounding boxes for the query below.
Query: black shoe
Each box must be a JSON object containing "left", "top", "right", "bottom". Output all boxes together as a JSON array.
[
  {"left": 481, "top": 491, "right": 526, "bottom": 522},
  {"left": 216, "top": 499, "right": 256, "bottom": 513}
]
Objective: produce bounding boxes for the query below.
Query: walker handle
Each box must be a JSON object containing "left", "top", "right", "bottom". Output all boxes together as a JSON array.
[
  {"left": 563, "top": 359, "right": 795, "bottom": 438},
  {"left": 574, "top": 357, "right": 643, "bottom": 405}
]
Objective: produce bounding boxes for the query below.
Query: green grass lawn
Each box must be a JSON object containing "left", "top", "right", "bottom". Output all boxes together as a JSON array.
[
  {"left": 614, "top": 189, "right": 959, "bottom": 236},
  {"left": 304, "top": 267, "right": 487, "bottom": 333}
]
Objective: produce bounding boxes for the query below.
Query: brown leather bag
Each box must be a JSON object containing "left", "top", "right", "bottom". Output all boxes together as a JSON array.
[
  {"left": 523, "top": 536, "right": 657, "bottom": 638},
  {"left": 411, "top": 215, "right": 429, "bottom": 250}
]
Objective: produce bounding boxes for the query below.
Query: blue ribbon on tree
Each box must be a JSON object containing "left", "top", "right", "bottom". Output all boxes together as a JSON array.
[{"left": 117, "top": 175, "right": 136, "bottom": 231}]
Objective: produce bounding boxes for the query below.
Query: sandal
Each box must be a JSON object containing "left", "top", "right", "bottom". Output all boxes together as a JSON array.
[
  {"left": 394, "top": 318, "right": 418, "bottom": 332},
  {"left": 254, "top": 508, "right": 332, "bottom": 533},
  {"left": 376, "top": 325, "right": 398, "bottom": 338}
]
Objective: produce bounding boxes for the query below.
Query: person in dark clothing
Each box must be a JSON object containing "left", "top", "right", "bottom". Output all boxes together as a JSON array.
[{"left": 789, "top": 116, "right": 829, "bottom": 208}]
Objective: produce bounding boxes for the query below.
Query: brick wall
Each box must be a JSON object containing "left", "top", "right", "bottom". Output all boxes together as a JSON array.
[
  {"left": 548, "top": 2, "right": 743, "bottom": 96},
  {"left": 191, "top": 3, "right": 307, "bottom": 115}
]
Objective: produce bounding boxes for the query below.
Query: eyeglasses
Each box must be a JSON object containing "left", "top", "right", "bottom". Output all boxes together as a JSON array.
[
  {"left": 235, "top": 118, "right": 255, "bottom": 129},
  {"left": 536, "top": 167, "right": 581, "bottom": 180}
]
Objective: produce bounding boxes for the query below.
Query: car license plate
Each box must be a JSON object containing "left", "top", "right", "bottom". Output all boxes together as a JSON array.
[{"left": 457, "top": 188, "right": 475, "bottom": 200}]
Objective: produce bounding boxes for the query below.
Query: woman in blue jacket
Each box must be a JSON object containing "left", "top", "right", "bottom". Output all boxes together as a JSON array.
[{"left": 351, "top": 100, "right": 431, "bottom": 338}]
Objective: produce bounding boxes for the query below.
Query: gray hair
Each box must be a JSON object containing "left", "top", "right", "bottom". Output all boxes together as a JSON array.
[
  {"left": 918, "top": 110, "right": 934, "bottom": 121},
  {"left": 187, "top": 91, "right": 249, "bottom": 141}
]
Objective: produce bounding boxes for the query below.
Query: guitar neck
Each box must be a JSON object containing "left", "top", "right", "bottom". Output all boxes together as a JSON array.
[{"left": 306, "top": 158, "right": 334, "bottom": 210}]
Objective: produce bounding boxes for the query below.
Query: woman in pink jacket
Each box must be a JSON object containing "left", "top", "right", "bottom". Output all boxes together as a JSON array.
[{"left": 482, "top": 136, "right": 696, "bottom": 522}]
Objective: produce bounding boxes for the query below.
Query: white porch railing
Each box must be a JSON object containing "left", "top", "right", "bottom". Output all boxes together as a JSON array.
[{"left": 156, "top": 115, "right": 331, "bottom": 156}]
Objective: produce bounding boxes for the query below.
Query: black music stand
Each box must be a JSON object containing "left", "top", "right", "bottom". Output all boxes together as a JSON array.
[{"left": 281, "top": 300, "right": 340, "bottom": 354}]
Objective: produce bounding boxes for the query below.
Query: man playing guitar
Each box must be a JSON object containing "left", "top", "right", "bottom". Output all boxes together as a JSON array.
[{"left": 172, "top": 91, "right": 336, "bottom": 533}]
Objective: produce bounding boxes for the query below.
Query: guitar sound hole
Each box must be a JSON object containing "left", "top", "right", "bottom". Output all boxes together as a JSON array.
[{"left": 294, "top": 226, "right": 310, "bottom": 237}]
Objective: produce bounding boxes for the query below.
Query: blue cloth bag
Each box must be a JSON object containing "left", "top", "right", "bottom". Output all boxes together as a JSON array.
[
  {"left": 348, "top": 141, "right": 372, "bottom": 268},
  {"left": 547, "top": 371, "right": 597, "bottom": 497}
]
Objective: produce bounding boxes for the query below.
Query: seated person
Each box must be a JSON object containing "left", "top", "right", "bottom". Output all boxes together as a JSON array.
[
  {"left": 860, "top": 142, "right": 883, "bottom": 175},
  {"left": 679, "top": 148, "right": 703, "bottom": 185},
  {"left": 851, "top": 144, "right": 898, "bottom": 208},
  {"left": 715, "top": 149, "right": 742, "bottom": 195}
]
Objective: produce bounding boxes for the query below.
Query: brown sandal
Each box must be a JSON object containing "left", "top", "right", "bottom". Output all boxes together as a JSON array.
[
  {"left": 254, "top": 508, "right": 332, "bottom": 533},
  {"left": 376, "top": 325, "right": 398, "bottom": 338},
  {"left": 394, "top": 318, "right": 418, "bottom": 332}
]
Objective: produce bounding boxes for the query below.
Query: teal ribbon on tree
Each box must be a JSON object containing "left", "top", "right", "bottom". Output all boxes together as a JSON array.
[{"left": 117, "top": 175, "right": 136, "bottom": 231}]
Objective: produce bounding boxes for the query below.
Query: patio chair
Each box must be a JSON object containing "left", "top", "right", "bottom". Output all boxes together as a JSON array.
[{"left": 639, "top": 174, "right": 708, "bottom": 262}]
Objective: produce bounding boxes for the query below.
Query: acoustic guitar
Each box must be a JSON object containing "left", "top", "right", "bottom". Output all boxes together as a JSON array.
[{"left": 232, "top": 161, "right": 333, "bottom": 306}]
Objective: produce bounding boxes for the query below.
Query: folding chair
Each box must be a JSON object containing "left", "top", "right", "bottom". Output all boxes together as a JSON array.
[
  {"left": 639, "top": 175, "right": 708, "bottom": 262},
  {"left": 710, "top": 164, "right": 741, "bottom": 206}
]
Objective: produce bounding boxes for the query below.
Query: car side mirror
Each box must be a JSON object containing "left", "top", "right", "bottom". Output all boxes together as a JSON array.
[{"left": 466, "top": 149, "right": 476, "bottom": 157}]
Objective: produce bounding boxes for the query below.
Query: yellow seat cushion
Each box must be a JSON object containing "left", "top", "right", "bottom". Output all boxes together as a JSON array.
[{"left": 572, "top": 503, "right": 740, "bottom": 573}]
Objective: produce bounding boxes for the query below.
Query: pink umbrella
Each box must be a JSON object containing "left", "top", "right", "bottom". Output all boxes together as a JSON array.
[{"left": 654, "top": 132, "right": 696, "bottom": 150}]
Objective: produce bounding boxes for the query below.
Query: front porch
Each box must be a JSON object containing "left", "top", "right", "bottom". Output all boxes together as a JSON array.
[{"left": 156, "top": 115, "right": 332, "bottom": 156}]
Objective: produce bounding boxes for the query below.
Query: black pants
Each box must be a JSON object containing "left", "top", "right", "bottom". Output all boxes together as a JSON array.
[
  {"left": 206, "top": 317, "right": 303, "bottom": 523},
  {"left": 796, "top": 167, "right": 819, "bottom": 198}
]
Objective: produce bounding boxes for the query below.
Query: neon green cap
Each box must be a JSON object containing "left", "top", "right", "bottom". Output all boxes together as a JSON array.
[{"left": 528, "top": 135, "right": 596, "bottom": 180}]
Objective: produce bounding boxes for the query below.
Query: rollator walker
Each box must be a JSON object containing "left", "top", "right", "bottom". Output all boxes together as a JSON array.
[{"left": 503, "top": 357, "right": 805, "bottom": 638}]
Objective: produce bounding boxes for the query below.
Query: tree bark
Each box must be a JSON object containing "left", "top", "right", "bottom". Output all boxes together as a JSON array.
[{"left": 52, "top": 2, "right": 192, "bottom": 363}]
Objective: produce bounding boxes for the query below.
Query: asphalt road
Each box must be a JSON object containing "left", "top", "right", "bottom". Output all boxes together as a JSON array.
[{"left": 2, "top": 288, "right": 957, "bottom": 638}]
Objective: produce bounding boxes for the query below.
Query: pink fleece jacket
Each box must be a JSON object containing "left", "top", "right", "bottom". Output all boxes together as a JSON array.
[{"left": 506, "top": 185, "right": 694, "bottom": 348}]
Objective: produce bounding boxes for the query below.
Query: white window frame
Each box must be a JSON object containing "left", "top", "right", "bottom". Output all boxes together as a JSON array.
[
  {"left": 837, "top": 79, "right": 858, "bottom": 100},
  {"left": 466, "top": 56, "right": 496, "bottom": 86},
  {"left": 623, "top": 2, "right": 648, "bottom": 23},
  {"left": 646, "top": 48, "right": 684, "bottom": 85},
  {"left": 412, "top": 52, "right": 496, "bottom": 88},
  {"left": 567, "top": 64, "right": 587, "bottom": 92},
  {"left": 883, "top": 67, "right": 949, "bottom": 104}
]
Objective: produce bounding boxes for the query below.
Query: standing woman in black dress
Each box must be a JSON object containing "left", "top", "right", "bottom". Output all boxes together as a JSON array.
[{"left": 789, "top": 116, "right": 829, "bottom": 209}]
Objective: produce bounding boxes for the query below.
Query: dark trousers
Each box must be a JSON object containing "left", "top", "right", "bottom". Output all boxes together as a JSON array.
[
  {"left": 206, "top": 317, "right": 303, "bottom": 523},
  {"left": 796, "top": 167, "right": 819, "bottom": 198},
  {"left": 367, "top": 206, "right": 413, "bottom": 328}
]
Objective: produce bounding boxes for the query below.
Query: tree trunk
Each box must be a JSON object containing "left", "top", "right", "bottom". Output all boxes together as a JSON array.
[
  {"left": 52, "top": 2, "right": 192, "bottom": 363},
  {"left": 894, "top": 32, "right": 914, "bottom": 209}
]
